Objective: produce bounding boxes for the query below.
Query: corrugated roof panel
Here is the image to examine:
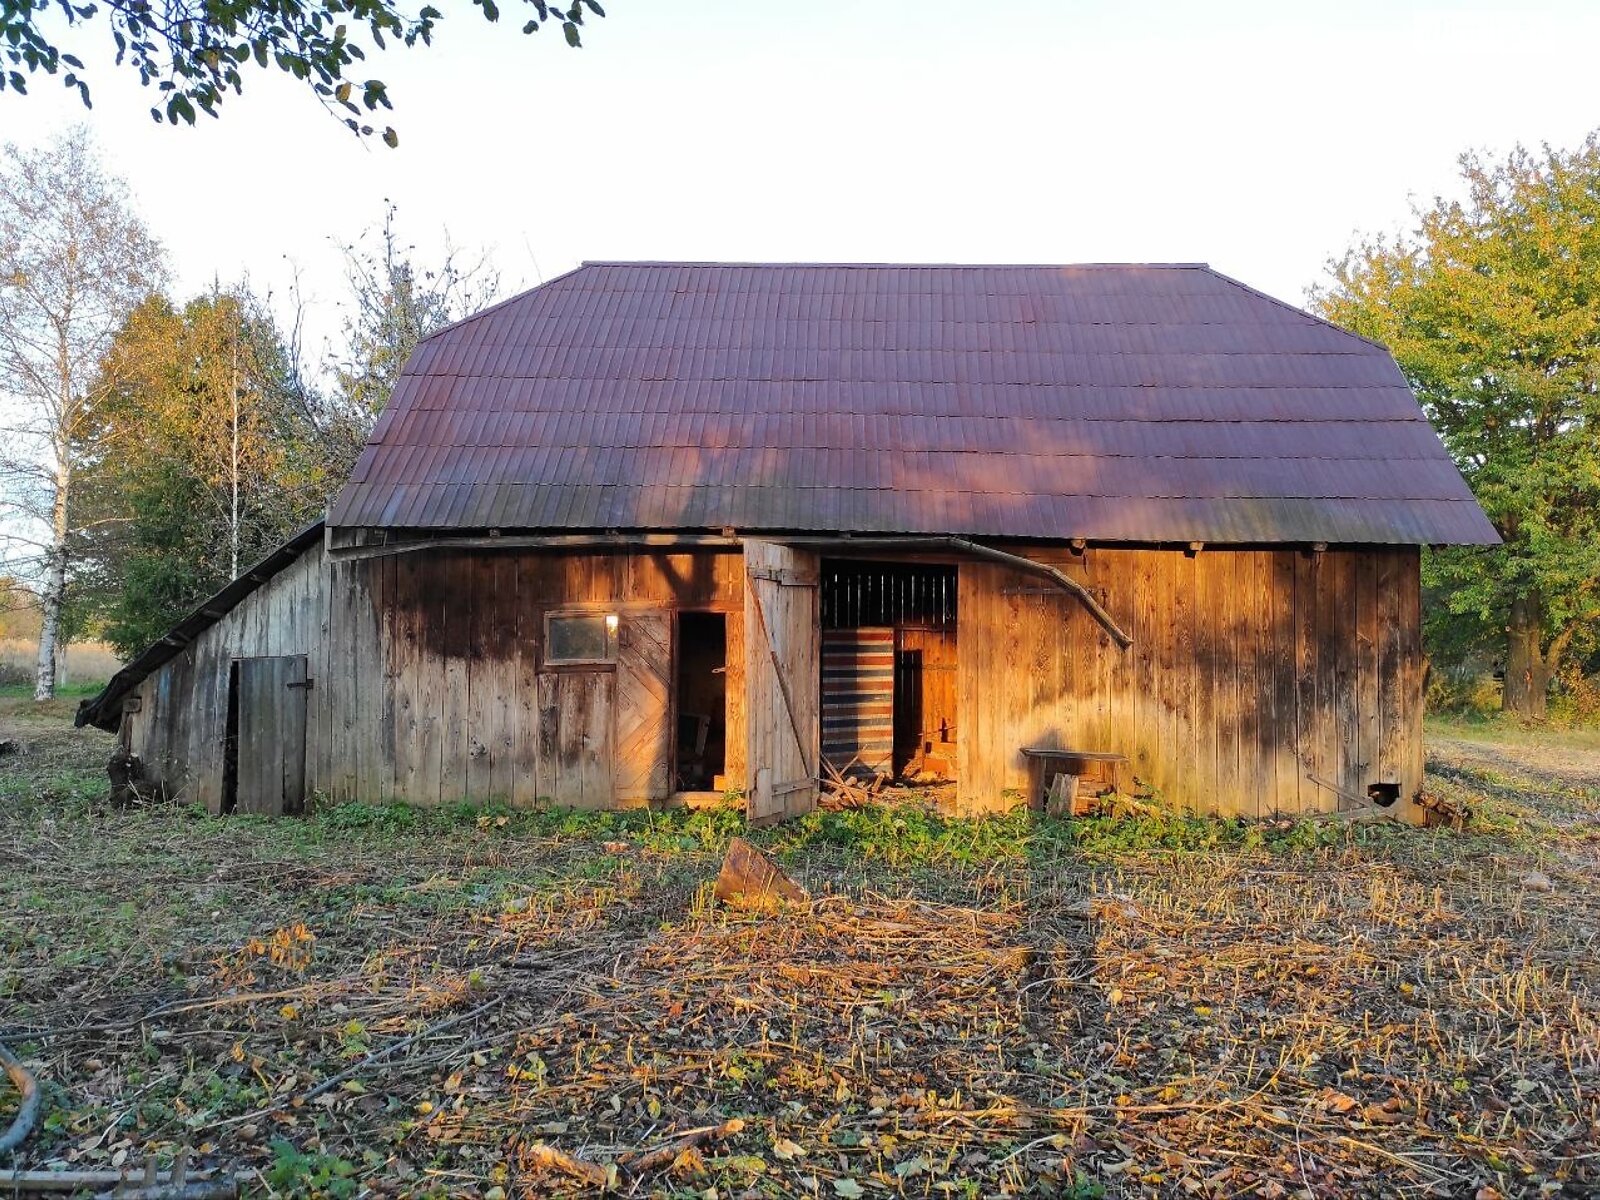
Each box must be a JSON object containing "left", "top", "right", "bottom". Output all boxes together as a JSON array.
[{"left": 331, "top": 262, "right": 1498, "bottom": 545}]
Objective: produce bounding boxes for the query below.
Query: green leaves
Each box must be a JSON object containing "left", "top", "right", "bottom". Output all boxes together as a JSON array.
[
  {"left": 1315, "top": 134, "right": 1600, "bottom": 709},
  {"left": 1, "top": 0, "right": 604, "bottom": 143}
]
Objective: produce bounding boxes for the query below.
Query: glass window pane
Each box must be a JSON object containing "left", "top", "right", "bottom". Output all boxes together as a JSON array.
[{"left": 548, "top": 614, "right": 613, "bottom": 662}]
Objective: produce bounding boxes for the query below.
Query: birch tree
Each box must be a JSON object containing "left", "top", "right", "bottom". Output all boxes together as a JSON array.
[{"left": 0, "top": 127, "right": 165, "bottom": 699}]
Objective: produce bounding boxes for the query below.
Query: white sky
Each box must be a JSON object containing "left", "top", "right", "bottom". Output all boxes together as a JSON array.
[{"left": 4, "top": 0, "right": 1599, "bottom": 362}]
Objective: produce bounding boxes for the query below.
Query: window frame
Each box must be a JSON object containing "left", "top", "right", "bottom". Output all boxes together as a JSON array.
[{"left": 543, "top": 609, "right": 621, "bottom": 667}]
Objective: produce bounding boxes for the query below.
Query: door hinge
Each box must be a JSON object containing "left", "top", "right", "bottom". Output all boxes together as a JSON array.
[{"left": 287, "top": 679, "right": 315, "bottom": 691}]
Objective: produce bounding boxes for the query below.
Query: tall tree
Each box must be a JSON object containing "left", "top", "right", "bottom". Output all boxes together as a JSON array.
[
  {"left": 330, "top": 204, "right": 498, "bottom": 465},
  {"left": 1315, "top": 135, "right": 1600, "bottom": 720},
  {"left": 0, "top": 0, "right": 603, "bottom": 144},
  {"left": 79, "top": 287, "right": 339, "bottom": 657},
  {"left": 0, "top": 126, "right": 165, "bottom": 699}
]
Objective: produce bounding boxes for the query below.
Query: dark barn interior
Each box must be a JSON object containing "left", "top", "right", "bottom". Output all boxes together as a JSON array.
[
  {"left": 820, "top": 561, "right": 958, "bottom": 780},
  {"left": 674, "top": 611, "right": 728, "bottom": 793}
]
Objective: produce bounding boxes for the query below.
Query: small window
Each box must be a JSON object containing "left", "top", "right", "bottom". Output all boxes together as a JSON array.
[{"left": 546, "top": 612, "right": 619, "bottom": 665}]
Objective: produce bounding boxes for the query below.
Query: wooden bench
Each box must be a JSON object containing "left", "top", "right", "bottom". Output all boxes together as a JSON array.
[{"left": 1019, "top": 748, "right": 1128, "bottom": 816}]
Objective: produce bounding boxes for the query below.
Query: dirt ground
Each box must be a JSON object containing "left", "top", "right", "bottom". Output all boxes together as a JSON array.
[{"left": 2, "top": 694, "right": 1597, "bottom": 1198}]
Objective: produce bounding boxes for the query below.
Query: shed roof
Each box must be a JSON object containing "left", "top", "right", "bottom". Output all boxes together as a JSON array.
[{"left": 328, "top": 262, "right": 1498, "bottom": 546}]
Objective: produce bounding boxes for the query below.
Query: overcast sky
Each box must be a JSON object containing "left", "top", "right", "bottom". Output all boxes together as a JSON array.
[{"left": 6, "top": 0, "right": 1599, "bottom": 361}]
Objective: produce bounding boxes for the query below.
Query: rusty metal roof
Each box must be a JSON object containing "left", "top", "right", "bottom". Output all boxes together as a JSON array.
[{"left": 328, "top": 263, "right": 1498, "bottom": 546}]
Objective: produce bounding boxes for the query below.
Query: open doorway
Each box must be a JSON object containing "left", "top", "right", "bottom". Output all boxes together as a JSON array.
[
  {"left": 674, "top": 611, "right": 727, "bottom": 794},
  {"left": 820, "top": 561, "right": 958, "bottom": 782}
]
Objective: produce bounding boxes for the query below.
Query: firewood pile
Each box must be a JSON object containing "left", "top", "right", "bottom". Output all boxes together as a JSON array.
[{"left": 819, "top": 756, "right": 887, "bottom": 810}]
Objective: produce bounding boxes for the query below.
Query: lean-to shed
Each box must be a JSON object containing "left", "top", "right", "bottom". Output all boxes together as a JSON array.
[{"left": 79, "top": 263, "right": 1498, "bottom": 822}]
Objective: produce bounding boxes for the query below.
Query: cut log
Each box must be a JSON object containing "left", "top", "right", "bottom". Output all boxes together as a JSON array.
[
  {"left": 713, "top": 837, "right": 807, "bottom": 909},
  {"left": 1044, "top": 772, "right": 1080, "bottom": 818}
]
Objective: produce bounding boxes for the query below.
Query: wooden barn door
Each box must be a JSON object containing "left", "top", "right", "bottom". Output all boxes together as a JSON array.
[
  {"left": 536, "top": 672, "right": 613, "bottom": 807},
  {"left": 614, "top": 611, "right": 672, "bottom": 803},
  {"left": 233, "top": 655, "right": 309, "bottom": 816},
  {"left": 744, "top": 540, "right": 820, "bottom": 822}
]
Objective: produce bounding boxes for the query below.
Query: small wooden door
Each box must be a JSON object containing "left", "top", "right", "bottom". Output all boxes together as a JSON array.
[
  {"left": 744, "top": 540, "right": 820, "bottom": 822},
  {"left": 536, "top": 671, "right": 614, "bottom": 808},
  {"left": 614, "top": 611, "right": 672, "bottom": 802},
  {"left": 895, "top": 627, "right": 958, "bottom": 777},
  {"left": 234, "top": 655, "right": 309, "bottom": 816}
]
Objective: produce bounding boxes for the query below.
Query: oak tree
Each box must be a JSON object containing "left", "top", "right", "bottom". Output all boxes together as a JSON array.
[{"left": 1316, "top": 135, "right": 1600, "bottom": 720}]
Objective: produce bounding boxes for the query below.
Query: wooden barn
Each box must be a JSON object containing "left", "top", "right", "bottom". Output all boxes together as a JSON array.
[{"left": 77, "top": 263, "right": 1497, "bottom": 823}]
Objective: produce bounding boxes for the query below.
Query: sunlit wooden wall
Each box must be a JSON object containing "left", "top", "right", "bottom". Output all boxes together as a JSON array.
[{"left": 956, "top": 546, "right": 1425, "bottom": 819}]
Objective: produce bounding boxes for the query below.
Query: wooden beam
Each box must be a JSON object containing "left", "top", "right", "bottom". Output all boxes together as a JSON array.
[
  {"left": 327, "top": 532, "right": 741, "bottom": 562},
  {"left": 781, "top": 535, "right": 1134, "bottom": 648}
]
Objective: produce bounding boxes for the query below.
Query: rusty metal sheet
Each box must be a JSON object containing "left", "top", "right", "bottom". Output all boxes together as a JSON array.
[{"left": 327, "top": 263, "right": 1499, "bottom": 546}]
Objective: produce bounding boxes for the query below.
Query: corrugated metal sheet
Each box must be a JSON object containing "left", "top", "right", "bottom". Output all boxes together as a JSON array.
[{"left": 328, "top": 263, "right": 1500, "bottom": 546}]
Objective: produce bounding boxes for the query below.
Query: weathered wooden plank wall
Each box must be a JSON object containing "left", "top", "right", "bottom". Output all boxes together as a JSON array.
[
  {"left": 124, "top": 539, "right": 1421, "bottom": 821},
  {"left": 955, "top": 546, "right": 1424, "bottom": 819},
  {"left": 125, "top": 544, "right": 746, "bottom": 811}
]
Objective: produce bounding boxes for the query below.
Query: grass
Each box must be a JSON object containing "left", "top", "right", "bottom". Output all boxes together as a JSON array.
[
  {"left": 0, "top": 679, "right": 107, "bottom": 700},
  {"left": 1427, "top": 710, "right": 1600, "bottom": 751},
  {"left": 2, "top": 700, "right": 1597, "bottom": 1198}
]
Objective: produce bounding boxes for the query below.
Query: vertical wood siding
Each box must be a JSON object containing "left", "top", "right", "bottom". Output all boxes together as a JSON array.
[
  {"left": 955, "top": 546, "right": 1425, "bottom": 819},
  {"left": 124, "top": 544, "right": 745, "bottom": 811},
  {"left": 124, "top": 540, "right": 1422, "bottom": 821}
]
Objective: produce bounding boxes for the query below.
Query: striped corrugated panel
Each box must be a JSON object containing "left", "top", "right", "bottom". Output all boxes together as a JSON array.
[{"left": 821, "top": 627, "right": 895, "bottom": 777}]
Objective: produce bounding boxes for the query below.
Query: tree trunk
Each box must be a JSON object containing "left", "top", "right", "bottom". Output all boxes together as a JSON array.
[
  {"left": 33, "top": 544, "right": 65, "bottom": 702},
  {"left": 33, "top": 434, "right": 70, "bottom": 702},
  {"left": 1502, "top": 592, "right": 1554, "bottom": 720}
]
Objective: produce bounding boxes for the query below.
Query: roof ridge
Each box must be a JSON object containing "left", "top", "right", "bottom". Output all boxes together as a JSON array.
[
  {"left": 578, "top": 260, "right": 1212, "bottom": 270},
  {"left": 1196, "top": 265, "right": 1392, "bottom": 353},
  {"left": 409, "top": 262, "right": 590, "bottom": 351}
]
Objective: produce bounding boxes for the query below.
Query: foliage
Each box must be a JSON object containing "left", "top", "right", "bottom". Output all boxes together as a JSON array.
[
  {"left": 76, "top": 287, "right": 340, "bottom": 656},
  {"left": 0, "top": 125, "right": 166, "bottom": 698},
  {"left": 0, "top": 0, "right": 603, "bottom": 143},
  {"left": 0, "top": 577, "right": 41, "bottom": 640},
  {"left": 1314, "top": 134, "right": 1600, "bottom": 718},
  {"left": 267, "top": 1139, "right": 358, "bottom": 1198}
]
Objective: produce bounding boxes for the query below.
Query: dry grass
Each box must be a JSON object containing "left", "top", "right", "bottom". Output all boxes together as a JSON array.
[
  {"left": 0, "top": 639, "right": 122, "bottom": 688},
  {"left": 1, "top": 701, "right": 1597, "bottom": 1198}
]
